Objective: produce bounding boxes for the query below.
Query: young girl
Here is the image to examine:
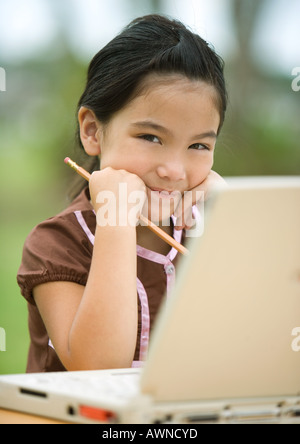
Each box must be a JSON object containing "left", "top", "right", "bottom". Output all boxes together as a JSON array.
[{"left": 17, "top": 14, "right": 228, "bottom": 372}]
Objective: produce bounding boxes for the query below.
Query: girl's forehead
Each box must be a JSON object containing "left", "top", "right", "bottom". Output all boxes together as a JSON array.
[
  {"left": 123, "top": 74, "right": 220, "bottom": 120},
  {"left": 108, "top": 74, "right": 221, "bottom": 136},
  {"left": 137, "top": 73, "right": 211, "bottom": 97}
]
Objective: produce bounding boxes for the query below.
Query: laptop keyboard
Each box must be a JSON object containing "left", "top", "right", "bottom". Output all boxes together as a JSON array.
[{"left": 15, "top": 370, "right": 141, "bottom": 402}]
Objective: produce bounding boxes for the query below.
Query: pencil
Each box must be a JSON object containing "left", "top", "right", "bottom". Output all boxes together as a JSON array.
[
  {"left": 64, "top": 157, "right": 91, "bottom": 182},
  {"left": 64, "top": 157, "right": 189, "bottom": 256}
]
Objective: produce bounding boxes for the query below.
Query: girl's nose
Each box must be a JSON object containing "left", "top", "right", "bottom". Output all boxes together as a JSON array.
[{"left": 156, "top": 159, "right": 186, "bottom": 182}]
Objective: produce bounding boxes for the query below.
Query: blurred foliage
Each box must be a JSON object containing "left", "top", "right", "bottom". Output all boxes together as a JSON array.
[
  {"left": 0, "top": 43, "right": 89, "bottom": 373},
  {"left": 215, "top": 0, "right": 300, "bottom": 176},
  {"left": 0, "top": 0, "right": 299, "bottom": 374}
]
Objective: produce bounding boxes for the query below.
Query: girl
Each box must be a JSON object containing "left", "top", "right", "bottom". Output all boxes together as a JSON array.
[{"left": 17, "top": 14, "right": 228, "bottom": 372}]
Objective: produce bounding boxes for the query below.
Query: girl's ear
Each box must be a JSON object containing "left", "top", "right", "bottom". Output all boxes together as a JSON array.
[{"left": 78, "top": 107, "right": 102, "bottom": 156}]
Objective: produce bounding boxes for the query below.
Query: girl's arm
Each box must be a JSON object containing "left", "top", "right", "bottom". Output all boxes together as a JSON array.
[{"left": 33, "top": 167, "right": 146, "bottom": 371}]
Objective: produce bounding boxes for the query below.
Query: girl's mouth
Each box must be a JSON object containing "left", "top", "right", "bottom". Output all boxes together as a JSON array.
[
  {"left": 144, "top": 187, "right": 182, "bottom": 223},
  {"left": 149, "top": 190, "right": 176, "bottom": 202},
  {"left": 148, "top": 187, "right": 181, "bottom": 197}
]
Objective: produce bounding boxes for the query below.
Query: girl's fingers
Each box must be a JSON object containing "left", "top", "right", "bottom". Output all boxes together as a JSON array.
[{"left": 174, "top": 171, "right": 227, "bottom": 230}]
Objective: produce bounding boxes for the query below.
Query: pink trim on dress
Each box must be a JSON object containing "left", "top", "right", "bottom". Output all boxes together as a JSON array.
[
  {"left": 136, "top": 278, "right": 150, "bottom": 361},
  {"left": 74, "top": 210, "right": 95, "bottom": 245},
  {"left": 137, "top": 244, "right": 177, "bottom": 298},
  {"left": 131, "top": 361, "right": 145, "bottom": 368}
]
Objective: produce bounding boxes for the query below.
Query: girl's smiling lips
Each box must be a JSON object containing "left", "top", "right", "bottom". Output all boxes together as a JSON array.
[
  {"left": 148, "top": 187, "right": 181, "bottom": 194},
  {"left": 147, "top": 187, "right": 182, "bottom": 199}
]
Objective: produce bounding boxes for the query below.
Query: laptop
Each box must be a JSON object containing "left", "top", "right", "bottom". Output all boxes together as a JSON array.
[{"left": 1, "top": 176, "right": 300, "bottom": 424}]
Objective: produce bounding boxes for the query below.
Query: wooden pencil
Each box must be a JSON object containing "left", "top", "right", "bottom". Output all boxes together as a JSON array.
[{"left": 64, "top": 157, "right": 189, "bottom": 256}]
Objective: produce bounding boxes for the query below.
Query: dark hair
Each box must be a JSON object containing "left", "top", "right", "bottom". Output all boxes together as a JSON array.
[{"left": 72, "top": 14, "right": 227, "bottom": 198}]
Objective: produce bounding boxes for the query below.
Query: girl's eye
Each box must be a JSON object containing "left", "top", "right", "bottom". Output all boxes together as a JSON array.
[
  {"left": 139, "top": 134, "right": 161, "bottom": 144},
  {"left": 189, "top": 143, "right": 210, "bottom": 151}
]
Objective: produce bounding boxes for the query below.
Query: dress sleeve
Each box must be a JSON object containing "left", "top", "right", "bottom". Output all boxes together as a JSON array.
[{"left": 17, "top": 212, "right": 93, "bottom": 304}]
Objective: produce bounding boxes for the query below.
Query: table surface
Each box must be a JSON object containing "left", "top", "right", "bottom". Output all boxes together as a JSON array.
[{"left": 0, "top": 408, "right": 70, "bottom": 424}]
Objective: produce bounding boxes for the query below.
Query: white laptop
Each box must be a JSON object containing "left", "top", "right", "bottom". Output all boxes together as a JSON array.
[{"left": 1, "top": 177, "right": 300, "bottom": 424}]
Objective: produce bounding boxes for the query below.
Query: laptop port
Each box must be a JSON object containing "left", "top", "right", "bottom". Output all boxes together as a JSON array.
[
  {"left": 19, "top": 388, "right": 47, "bottom": 398},
  {"left": 180, "top": 413, "right": 219, "bottom": 423},
  {"left": 285, "top": 407, "right": 300, "bottom": 418},
  {"left": 67, "top": 406, "right": 76, "bottom": 416},
  {"left": 187, "top": 413, "right": 219, "bottom": 423}
]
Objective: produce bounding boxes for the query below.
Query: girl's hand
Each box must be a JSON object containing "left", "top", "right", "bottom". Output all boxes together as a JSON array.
[
  {"left": 174, "top": 170, "right": 227, "bottom": 231},
  {"left": 89, "top": 167, "right": 147, "bottom": 227}
]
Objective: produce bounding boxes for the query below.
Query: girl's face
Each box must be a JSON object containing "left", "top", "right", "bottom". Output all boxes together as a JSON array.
[{"left": 98, "top": 75, "right": 220, "bottom": 222}]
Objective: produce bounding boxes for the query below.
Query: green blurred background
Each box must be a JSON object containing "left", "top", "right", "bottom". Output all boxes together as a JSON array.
[{"left": 0, "top": 0, "right": 299, "bottom": 374}]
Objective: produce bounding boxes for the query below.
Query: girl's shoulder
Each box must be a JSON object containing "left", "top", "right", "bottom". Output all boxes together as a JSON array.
[
  {"left": 24, "top": 187, "right": 95, "bottom": 251},
  {"left": 17, "top": 187, "right": 95, "bottom": 302}
]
